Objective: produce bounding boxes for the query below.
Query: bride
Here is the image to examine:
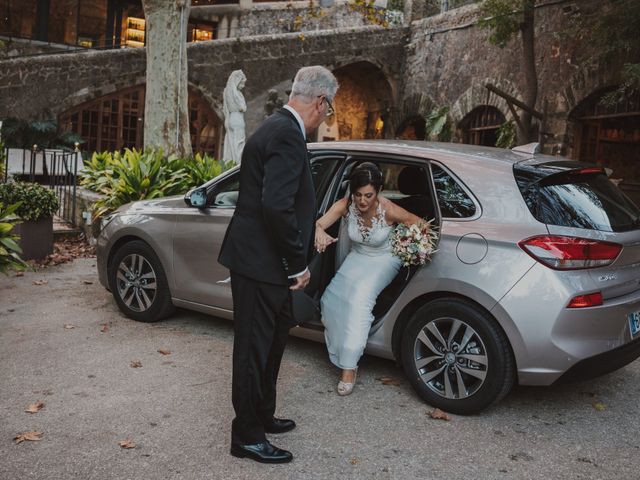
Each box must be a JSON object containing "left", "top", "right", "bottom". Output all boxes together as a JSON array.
[{"left": 314, "top": 162, "right": 425, "bottom": 395}]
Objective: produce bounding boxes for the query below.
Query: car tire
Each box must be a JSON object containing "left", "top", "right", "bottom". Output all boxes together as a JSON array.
[
  {"left": 401, "top": 298, "right": 515, "bottom": 415},
  {"left": 109, "top": 240, "right": 174, "bottom": 323}
]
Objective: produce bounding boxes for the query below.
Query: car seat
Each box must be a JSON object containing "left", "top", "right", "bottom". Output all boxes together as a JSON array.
[{"left": 392, "top": 166, "right": 435, "bottom": 220}]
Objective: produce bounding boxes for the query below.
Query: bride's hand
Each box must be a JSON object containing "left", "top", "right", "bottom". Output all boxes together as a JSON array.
[{"left": 315, "top": 228, "right": 337, "bottom": 253}]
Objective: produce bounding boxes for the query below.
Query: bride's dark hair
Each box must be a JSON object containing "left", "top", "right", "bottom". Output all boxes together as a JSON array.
[{"left": 347, "top": 162, "right": 383, "bottom": 209}]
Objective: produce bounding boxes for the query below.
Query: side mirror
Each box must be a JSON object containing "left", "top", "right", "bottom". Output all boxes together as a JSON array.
[{"left": 187, "top": 187, "right": 207, "bottom": 209}]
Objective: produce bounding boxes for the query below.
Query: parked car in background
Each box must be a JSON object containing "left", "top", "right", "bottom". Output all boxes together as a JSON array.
[{"left": 96, "top": 141, "right": 640, "bottom": 414}]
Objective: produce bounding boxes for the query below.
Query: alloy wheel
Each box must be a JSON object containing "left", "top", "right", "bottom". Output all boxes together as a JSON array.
[
  {"left": 115, "top": 253, "right": 158, "bottom": 312},
  {"left": 413, "top": 317, "right": 488, "bottom": 399}
]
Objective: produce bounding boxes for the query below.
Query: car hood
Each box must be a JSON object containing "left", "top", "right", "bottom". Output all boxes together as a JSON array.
[{"left": 116, "top": 195, "right": 186, "bottom": 214}]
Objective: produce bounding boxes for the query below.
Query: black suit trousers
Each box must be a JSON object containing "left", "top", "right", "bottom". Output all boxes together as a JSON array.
[{"left": 230, "top": 270, "right": 293, "bottom": 444}]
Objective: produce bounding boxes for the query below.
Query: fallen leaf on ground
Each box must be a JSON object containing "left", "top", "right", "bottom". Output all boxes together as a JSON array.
[
  {"left": 15, "top": 272, "right": 24, "bottom": 277},
  {"left": 100, "top": 324, "right": 109, "bottom": 333},
  {"left": 30, "top": 236, "right": 96, "bottom": 269},
  {"left": 349, "top": 457, "right": 360, "bottom": 465},
  {"left": 130, "top": 360, "right": 142, "bottom": 368},
  {"left": 118, "top": 439, "right": 136, "bottom": 449},
  {"left": 64, "top": 324, "right": 76, "bottom": 330},
  {"left": 377, "top": 376, "right": 401, "bottom": 386},
  {"left": 592, "top": 402, "right": 607, "bottom": 411},
  {"left": 14, "top": 431, "right": 43, "bottom": 443},
  {"left": 428, "top": 408, "right": 451, "bottom": 421},
  {"left": 157, "top": 349, "right": 171, "bottom": 355},
  {"left": 33, "top": 279, "right": 48, "bottom": 285},
  {"left": 25, "top": 401, "right": 44, "bottom": 414}
]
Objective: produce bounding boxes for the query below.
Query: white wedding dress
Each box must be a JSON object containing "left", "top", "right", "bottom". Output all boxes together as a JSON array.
[{"left": 320, "top": 202, "right": 401, "bottom": 369}]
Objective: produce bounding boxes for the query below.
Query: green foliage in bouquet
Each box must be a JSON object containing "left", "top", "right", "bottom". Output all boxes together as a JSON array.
[
  {"left": 0, "top": 202, "right": 26, "bottom": 274},
  {"left": 0, "top": 182, "right": 59, "bottom": 221}
]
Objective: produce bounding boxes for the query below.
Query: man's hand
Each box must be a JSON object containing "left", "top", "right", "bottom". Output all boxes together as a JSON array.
[{"left": 289, "top": 270, "right": 310, "bottom": 290}]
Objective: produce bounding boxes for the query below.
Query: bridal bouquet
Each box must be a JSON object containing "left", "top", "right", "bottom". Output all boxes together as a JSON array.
[{"left": 390, "top": 220, "right": 438, "bottom": 267}]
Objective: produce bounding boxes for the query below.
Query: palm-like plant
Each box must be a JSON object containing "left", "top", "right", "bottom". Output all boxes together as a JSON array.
[
  {"left": 0, "top": 202, "right": 26, "bottom": 274},
  {"left": 92, "top": 149, "right": 189, "bottom": 218}
]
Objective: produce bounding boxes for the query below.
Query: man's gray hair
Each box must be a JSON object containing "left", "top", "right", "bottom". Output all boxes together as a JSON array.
[{"left": 290, "top": 66, "right": 339, "bottom": 102}]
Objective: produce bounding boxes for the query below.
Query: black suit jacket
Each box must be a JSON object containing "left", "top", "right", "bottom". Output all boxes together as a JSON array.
[{"left": 218, "top": 108, "right": 316, "bottom": 286}]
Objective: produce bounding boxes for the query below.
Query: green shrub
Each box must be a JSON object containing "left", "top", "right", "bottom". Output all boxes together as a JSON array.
[
  {"left": 496, "top": 120, "right": 516, "bottom": 149},
  {"left": 0, "top": 182, "right": 59, "bottom": 221},
  {"left": 0, "top": 139, "right": 5, "bottom": 179},
  {"left": 81, "top": 148, "right": 234, "bottom": 218},
  {"left": 182, "top": 153, "right": 234, "bottom": 187},
  {"left": 91, "top": 149, "right": 189, "bottom": 218},
  {"left": 0, "top": 117, "right": 84, "bottom": 151},
  {"left": 0, "top": 202, "right": 26, "bottom": 274},
  {"left": 425, "top": 106, "right": 453, "bottom": 142}
]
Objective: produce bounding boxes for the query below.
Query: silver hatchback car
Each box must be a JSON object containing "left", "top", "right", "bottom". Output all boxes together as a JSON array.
[{"left": 96, "top": 141, "right": 640, "bottom": 414}]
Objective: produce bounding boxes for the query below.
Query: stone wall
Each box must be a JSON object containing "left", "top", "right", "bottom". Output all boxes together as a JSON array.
[
  {"left": 0, "top": 25, "right": 407, "bottom": 136},
  {"left": 0, "top": 0, "right": 636, "bottom": 157},
  {"left": 401, "top": 0, "right": 637, "bottom": 154}
]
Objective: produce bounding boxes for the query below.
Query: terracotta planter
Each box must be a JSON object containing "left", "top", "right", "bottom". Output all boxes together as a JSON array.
[{"left": 14, "top": 217, "right": 54, "bottom": 260}]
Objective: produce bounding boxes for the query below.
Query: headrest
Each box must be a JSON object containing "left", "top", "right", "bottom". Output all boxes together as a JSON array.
[{"left": 397, "top": 166, "right": 428, "bottom": 195}]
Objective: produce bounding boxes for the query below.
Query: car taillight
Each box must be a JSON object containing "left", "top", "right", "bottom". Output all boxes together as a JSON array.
[
  {"left": 518, "top": 235, "right": 622, "bottom": 270},
  {"left": 567, "top": 292, "right": 603, "bottom": 308}
]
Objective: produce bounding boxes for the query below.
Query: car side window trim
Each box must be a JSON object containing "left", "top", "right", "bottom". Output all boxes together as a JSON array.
[{"left": 428, "top": 161, "right": 482, "bottom": 221}]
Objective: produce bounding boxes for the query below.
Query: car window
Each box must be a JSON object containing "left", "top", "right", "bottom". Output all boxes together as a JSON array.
[
  {"left": 210, "top": 172, "right": 239, "bottom": 208},
  {"left": 310, "top": 157, "right": 341, "bottom": 203},
  {"left": 431, "top": 164, "right": 477, "bottom": 218},
  {"left": 517, "top": 170, "right": 640, "bottom": 232}
]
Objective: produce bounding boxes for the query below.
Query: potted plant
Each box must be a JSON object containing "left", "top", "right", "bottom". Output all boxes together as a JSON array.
[{"left": 0, "top": 182, "right": 59, "bottom": 260}]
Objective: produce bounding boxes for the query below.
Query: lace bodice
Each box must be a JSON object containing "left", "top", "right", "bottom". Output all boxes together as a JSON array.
[{"left": 346, "top": 201, "right": 394, "bottom": 254}]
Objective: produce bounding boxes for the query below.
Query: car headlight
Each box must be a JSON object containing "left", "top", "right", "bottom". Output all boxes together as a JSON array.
[{"left": 100, "top": 213, "right": 118, "bottom": 231}]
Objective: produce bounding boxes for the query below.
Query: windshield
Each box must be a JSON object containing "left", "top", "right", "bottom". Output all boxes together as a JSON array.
[{"left": 516, "top": 169, "right": 640, "bottom": 232}]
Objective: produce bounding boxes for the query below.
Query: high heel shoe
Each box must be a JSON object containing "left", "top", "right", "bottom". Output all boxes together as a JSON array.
[{"left": 337, "top": 368, "right": 358, "bottom": 396}]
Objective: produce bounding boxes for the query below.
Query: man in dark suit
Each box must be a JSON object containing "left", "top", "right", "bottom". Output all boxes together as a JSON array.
[{"left": 218, "top": 65, "right": 339, "bottom": 464}]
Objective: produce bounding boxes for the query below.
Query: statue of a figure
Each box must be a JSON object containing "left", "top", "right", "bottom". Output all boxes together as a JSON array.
[
  {"left": 222, "top": 70, "right": 247, "bottom": 164},
  {"left": 264, "top": 89, "right": 283, "bottom": 118}
]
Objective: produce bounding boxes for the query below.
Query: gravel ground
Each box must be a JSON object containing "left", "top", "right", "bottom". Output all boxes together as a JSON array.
[{"left": 1, "top": 257, "right": 639, "bottom": 480}]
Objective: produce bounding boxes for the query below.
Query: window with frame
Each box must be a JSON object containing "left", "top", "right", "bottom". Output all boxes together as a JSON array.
[
  {"left": 209, "top": 173, "right": 239, "bottom": 208},
  {"left": 431, "top": 164, "right": 476, "bottom": 218}
]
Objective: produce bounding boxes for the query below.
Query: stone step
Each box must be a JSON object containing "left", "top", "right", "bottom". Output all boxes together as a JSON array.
[{"left": 53, "top": 216, "right": 82, "bottom": 240}]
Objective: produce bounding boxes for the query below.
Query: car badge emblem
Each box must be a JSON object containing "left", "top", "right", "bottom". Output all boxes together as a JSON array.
[{"left": 598, "top": 273, "right": 617, "bottom": 282}]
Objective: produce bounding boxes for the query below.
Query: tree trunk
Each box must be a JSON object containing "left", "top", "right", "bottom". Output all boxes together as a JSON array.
[
  {"left": 518, "top": 0, "right": 537, "bottom": 145},
  {"left": 142, "top": 0, "right": 192, "bottom": 157}
]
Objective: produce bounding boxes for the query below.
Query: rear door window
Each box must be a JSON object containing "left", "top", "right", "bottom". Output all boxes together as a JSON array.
[
  {"left": 431, "top": 164, "right": 477, "bottom": 219},
  {"left": 516, "top": 169, "right": 640, "bottom": 232}
]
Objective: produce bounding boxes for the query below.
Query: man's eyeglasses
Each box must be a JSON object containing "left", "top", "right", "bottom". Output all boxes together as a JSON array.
[{"left": 318, "top": 95, "right": 335, "bottom": 117}]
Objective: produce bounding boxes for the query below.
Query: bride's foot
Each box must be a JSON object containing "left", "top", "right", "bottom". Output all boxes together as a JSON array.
[{"left": 337, "top": 368, "right": 358, "bottom": 396}]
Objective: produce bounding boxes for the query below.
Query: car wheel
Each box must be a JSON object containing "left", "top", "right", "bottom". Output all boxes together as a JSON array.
[
  {"left": 109, "top": 240, "right": 174, "bottom": 323},
  {"left": 401, "top": 298, "right": 515, "bottom": 414}
]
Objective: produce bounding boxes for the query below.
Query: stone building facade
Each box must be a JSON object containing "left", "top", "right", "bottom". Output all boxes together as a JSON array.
[{"left": 0, "top": 0, "right": 638, "bottom": 196}]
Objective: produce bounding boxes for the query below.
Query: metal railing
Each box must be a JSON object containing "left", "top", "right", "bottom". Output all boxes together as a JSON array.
[{"left": 2, "top": 146, "right": 80, "bottom": 226}]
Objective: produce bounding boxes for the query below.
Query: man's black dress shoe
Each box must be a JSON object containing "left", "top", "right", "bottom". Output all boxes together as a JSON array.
[
  {"left": 264, "top": 417, "right": 296, "bottom": 434},
  {"left": 230, "top": 440, "right": 293, "bottom": 464}
]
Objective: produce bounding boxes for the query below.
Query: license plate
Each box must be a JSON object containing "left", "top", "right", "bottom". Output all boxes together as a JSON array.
[{"left": 629, "top": 311, "right": 640, "bottom": 338}]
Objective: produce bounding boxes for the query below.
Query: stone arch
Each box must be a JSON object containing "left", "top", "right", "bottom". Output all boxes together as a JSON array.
[
  {"left": 450, "top": 78, "right": 518, "bottom": 127},
  {"left": 394, "top": 92, "right": 434, "bottom": 140},
  {"left": 565, "top": 84, "right": 640, "bottom": 202},
  {"left": 322, "top": 60, "right": 394, "bottom": 141},
  {"left": 559, "top": 63, "right": 630, "bottom": 157},
  {"left": 58, "top": 83, "right": 223, "bottom": 155}
]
